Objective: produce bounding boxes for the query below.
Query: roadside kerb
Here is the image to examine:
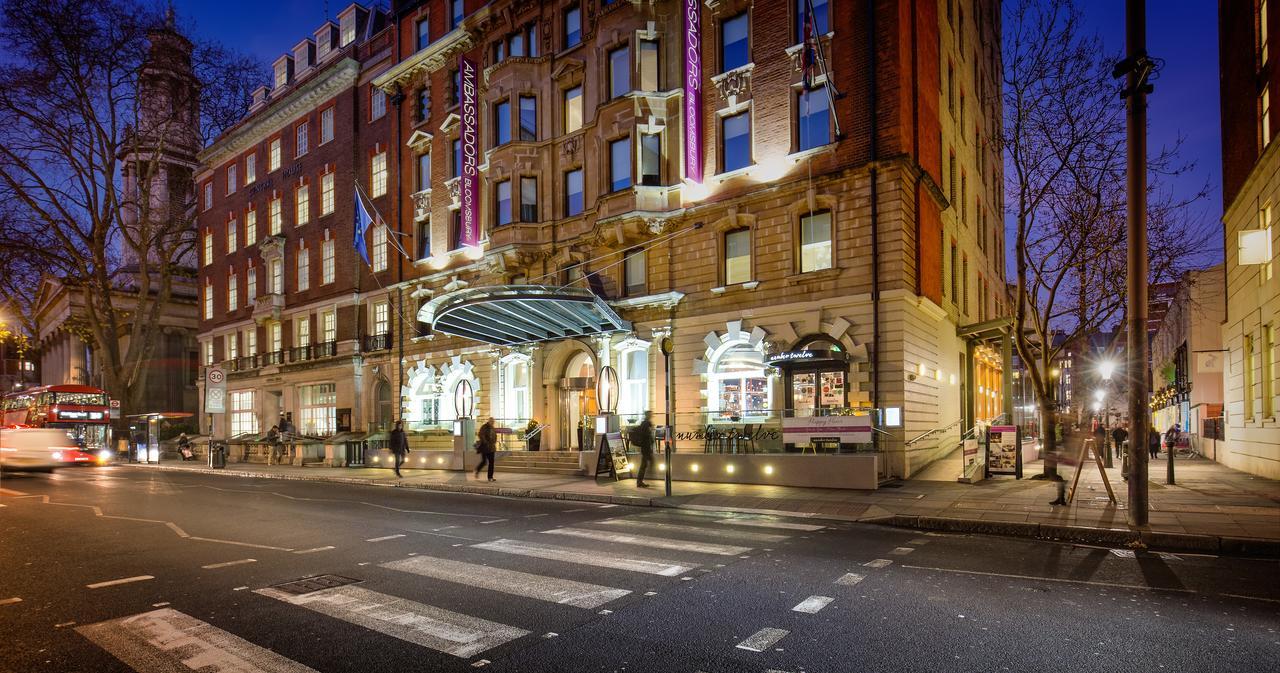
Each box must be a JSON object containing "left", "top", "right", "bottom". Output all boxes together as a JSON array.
[{"left": 120, "top": 463, "right": 1280, "bottom": 558}]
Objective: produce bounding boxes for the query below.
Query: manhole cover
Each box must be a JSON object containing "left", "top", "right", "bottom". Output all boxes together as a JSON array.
[{"left": 269, "top": 574, "right": 362, "bottom": 596}]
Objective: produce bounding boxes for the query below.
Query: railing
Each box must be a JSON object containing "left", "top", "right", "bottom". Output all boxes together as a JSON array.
[
  {"left": 363, "top": 333, "right": 391, "bottom": 351},
  {"left": 906, "top": 418, "right": 964, "bottom": 446},
  {"left": 257, "top": 350, "right": 285, "bottom": 366},
  {"left": 235, "top": 355, "right": 256, "bottom": 371},
  {"left": 288, "top": 341, "right": 337, "bottom": 362}
]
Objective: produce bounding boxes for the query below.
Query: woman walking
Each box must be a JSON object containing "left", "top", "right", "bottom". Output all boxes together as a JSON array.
[{"left": 474, "top": 417, "right": 498, "bottom": 482}]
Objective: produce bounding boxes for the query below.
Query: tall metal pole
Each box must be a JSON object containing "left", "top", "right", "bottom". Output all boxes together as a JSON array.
[
  {"left": 1124, "top": 0, "right": 1150, "bottom": 526},
  {"left": 662, "top": 336, "right": 674, "bottom": 497}
]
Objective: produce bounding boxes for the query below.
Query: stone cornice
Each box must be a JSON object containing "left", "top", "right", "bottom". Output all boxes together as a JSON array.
[
  {"left": 372, "top": 28, "right": 475, "bottom": 93},
  {"left": 199, "top": 58, "right": 360, "bottom": 170}
]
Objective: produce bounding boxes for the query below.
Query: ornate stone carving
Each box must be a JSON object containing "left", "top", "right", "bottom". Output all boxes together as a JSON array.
[
  {"left": 413, "top": 189, "right": 432, "bottom": 221},
  {"left": 711, "top": 65, "right": 753, "bottom": 101},
  {"left": 258, "top": 235, "right": 286, "bottom": 262},
  {"left": 445, "top": 177, "right": 461, "bottom": 206},
  {"left": 645, "top": 218, "right": 669, "bottom": 235}
]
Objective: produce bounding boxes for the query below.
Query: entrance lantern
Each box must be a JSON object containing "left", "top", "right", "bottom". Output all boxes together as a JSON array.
[
  {"left": 454, "top": 379, "right": 474, "bottom": 419},
  {"left": 597, "top": 365, "right": 619, "bottom": 415}
]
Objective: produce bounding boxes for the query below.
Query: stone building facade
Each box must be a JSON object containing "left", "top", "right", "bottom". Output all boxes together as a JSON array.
[
  {"left": 197, "top": 0, "right": 1005, "bottom": 482},
  {"left": 1217, "top": 0, "right": 1280, "bottom": 479}
]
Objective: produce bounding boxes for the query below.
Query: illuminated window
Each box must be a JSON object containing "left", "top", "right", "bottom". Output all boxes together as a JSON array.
[
  {"left": 799, "top": 210, "right": 832, "bottom": 272},
  {"left": 639, "top": 39, "right": 659, "bottom": 91},
  {"left": 245, "top": 154, "right": 256, "bottom": 184},
  {"left": 296, "top": 246, "right": 309, "bottom": 292},
  {"left": 372, "top": 224, "right": 387, "bottom": 271},
  {"left": 298, "top": 383, "right": 336, "bottom": 436},
  {"left": 321, "top": 172, "right": 335, "bottom": 215},
  {"left": 203, "top": 230, "right": 213, "bottom": 266},
  {"left": 322, "top": 238, "right": 334, "bottom": 284},
  {"left": 320, "top": 107, "right": 334, "bottom": 144},
  {"left": 295, "top": 121, "right": 309, "bottom": 157},
  {"left": 226, "top": 218, "right": 237, "bottom": 252},
  {"left": 269, "top": 196, "right": 282, "bottom": 234},
  {"left": 247, "top": 266, "right": 257, "bottom": 301},
  {"left": 295, "top": 184, "right": 310, "bottom": 226},
  {"left": 371, "top": 152, "right": 387, "bottom": 197},
  {"left": 269, "top": 138, "right": 281, "bottom": 172},
  {"left": 709, "top": 341, "right": 770, "bottom": 417},
  {"left": 227, "top": 272, "right": 238, "bottom": 312},
  {"left": 245, "top": 208, "right": 257, "bottom": 243},
  {"left": 230, "top": 391, "right": 258, "bottom": 437},
  {"left": 226, "top": 164, "right": 237, "bottom": 195},
  {"left": 371, "top": 87, "right": 386, "bottom": 120},
  {"left": 724, "top": 228, "right": 751, "bottom": 285},
  {"left": 564, "top": 85, "right": 583, "bottom": 133}
]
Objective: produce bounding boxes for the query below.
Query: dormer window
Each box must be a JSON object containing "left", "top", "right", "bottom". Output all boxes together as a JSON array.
[
  {"left": 314, "top": 23, "right": 337, "bottom": 60},
  {"left": 274, "top": 62, "right": 288, "bottom": 88},
  {"left": 340, "top": 13, "right": 357, "bottom": 46}
]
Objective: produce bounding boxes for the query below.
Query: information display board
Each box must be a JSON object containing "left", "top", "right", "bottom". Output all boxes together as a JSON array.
[
  {"left": 986, "top": 425, "right": 1022, "bottom": 478},
  {"left": 595, "top": 431, "right": 632, "bottom": 481}
]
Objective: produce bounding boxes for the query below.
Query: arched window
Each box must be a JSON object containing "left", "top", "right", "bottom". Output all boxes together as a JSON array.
[
  {"left": 503, "top": 358, "right": 531, "bottom": 423},
  {"left": 374, "top": 380, "right": 393, "bottom": 431},
  {"left": 618, "top": 348, "right": 648, "bottom": 422},
  {"left": 709, "top": 341, "right": 770, "bottom": 418}
]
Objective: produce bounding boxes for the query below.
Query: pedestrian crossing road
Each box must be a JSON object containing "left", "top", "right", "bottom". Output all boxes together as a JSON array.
[{"left": 1, "top": 468, "right": 1277, "bottom": 673}]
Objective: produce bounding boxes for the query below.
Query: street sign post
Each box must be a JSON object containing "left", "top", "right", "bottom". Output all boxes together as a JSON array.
[{"left": 205, "top": 367, "right": 226, "bottom": 414}]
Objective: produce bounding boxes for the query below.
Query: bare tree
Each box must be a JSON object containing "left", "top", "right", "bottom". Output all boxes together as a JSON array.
[
  {"left": 0, "top": 0, "right": 264, "bottom": 414},
  {"left": 1001, "top": 0, "right": 1213, "bottom": 474}
]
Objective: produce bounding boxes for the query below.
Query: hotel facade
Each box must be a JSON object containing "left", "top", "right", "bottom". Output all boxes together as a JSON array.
[
  {"left": 1216, "top": 0, "right": 1280, "bottom": 479},
  {"left": 197, "top": 0, "right": 1006, "bottom": 486}
]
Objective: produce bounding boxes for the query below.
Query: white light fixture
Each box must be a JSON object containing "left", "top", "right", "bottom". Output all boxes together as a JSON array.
[
  {"left": 1099, "top": 360, "right": 1116, "bottom": 381},
  {"left": 597, "top": 365, "right": 619, "bottom": 414},
  {"left": 690, "top": 463, "right": 700, "bottom": 473},
  {"left": 658, "top": 463, "right": 666, "bottom": 471},
  {"left": 763, "top": 465, "right": 774, "bottom": 475},
  {"left": 725, "top": 464, "right": 735, "bottom": 474},
  {"left": 917, "top": 362, "right": 927, "bottom": 376},
  {"left": 1094, "top": 389, "right": 1106, "bottom": 402},
  {"left": 454, "top": 379, "right": 474, "bottom": 419}
]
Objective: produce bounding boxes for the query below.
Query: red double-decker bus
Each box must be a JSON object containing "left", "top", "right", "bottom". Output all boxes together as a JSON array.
[{"left": 0, "top": 385, "right": 113, "bottom": 464}]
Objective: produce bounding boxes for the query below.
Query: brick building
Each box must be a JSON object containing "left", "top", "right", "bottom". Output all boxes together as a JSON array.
[
  {"left": 1216, "top": 0, "right": 1280, "bottom": 479},
  {"left": 198, "top": 0, "right": 1005, "bottom": 484}
]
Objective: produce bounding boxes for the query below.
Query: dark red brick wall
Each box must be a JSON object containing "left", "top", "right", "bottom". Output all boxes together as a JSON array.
[{"left": 1220, "top": 0, "right": 1267, "bottom": 208}]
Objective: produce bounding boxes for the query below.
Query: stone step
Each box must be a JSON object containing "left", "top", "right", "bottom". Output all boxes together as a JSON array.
[{"left": 494, "top": 465, "right": 585, "bottom": 476}]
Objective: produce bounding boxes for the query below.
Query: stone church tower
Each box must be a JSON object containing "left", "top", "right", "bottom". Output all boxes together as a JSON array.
[{"left": 119, "top": 9, "right": 201, "bottom": 272}]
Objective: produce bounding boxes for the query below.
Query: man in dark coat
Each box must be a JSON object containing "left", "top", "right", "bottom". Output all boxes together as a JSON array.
[
  {"left": 390, "top": 420, "right": 410, "bottom": 477},
  {"left": 474, "top": 417, "right": 498, "bottom": 481},
  {"left": 631, "top": 411, "right": 655, "bottom": 488}
]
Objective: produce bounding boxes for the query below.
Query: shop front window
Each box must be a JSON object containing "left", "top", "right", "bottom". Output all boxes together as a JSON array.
[
  {"left": 298, "top": 383, "right": 336, "bottom": 436},
  {"left": 503, "top": 359, "right": 531, "bottom": 423},
  {"left": 709, "top": 341, "right": 770, "bottom": 418},
  {"left": 619, "top": 348, "right": 648, "bottom": 422},
  {"left": 779, "top": 337, "right": 848, "bottom": 417}
]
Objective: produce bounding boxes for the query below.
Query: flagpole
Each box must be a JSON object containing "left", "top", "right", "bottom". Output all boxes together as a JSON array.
[{"left": 354, "top": 179, "right": 413, "bottom": 262}]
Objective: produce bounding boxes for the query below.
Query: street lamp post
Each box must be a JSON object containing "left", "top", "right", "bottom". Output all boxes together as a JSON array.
[{"left": 1099, "top": 361, "right": 1115, "bottom": 468}]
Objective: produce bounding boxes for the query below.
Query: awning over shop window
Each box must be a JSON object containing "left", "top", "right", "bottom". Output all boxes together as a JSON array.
[{"left": 420, "top": 285, "right": 631, "bottom": 346}]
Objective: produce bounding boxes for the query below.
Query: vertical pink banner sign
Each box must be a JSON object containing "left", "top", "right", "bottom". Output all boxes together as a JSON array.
[
  {"left": 683, "top": 0, "right": 703, "bottom": 184},
  {"left": 459, "top": 55, "right": 481, "bottom": 247}
]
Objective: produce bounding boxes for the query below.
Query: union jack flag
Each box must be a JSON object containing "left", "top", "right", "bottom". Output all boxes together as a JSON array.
[{"left": 802, "top": 0, "right": 819, "bottom": 90}]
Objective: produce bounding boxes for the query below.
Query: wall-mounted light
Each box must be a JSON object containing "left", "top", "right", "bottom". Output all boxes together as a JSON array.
[
  {"left": 455, "top": 379, "right": 474, "bottom": 419},
  {"left": 763, "top": 465, "right": 774, "bottom": 475},
  {"left": 690, "top": 463, "right": 700, "bottom": 473},
  {"left": 725, "top": 464, "right": 735, "bottom": 474},
  {"left": 658, "top": 463, "right": 666, "bottom": 471},
  {"left": 597, "top": 365, "right": 619, "bottom": 414}
]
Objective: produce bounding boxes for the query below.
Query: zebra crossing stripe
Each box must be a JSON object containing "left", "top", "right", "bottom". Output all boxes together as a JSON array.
[
  {"left": 474, "top": 538, "right": 697, "bottom": 576},
  {"left": 711, "top": 518, "right": 825, "bottom": 532},
  {"left": 543, "top": 527, "right": 752, "bottom": 556},
  {"left": 382, "top": 556, "right": 630, "bottom": 609},
  {"left": 791, "top": 596, "right": 834, "bottom": 614},
  {"left": 596, "top": 519, "right": 791, "bottom": 543},
  {"left": 735, "top": 627, "right": 790, "bottom": 652},
  {"left": 254, "top": 585, "right": 529, "bottom": 658},
  {"left": 76, "top": 608, "right": 319, "bottom": 672}
]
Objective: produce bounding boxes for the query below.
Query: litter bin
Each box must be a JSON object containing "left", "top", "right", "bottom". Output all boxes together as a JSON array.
[{"left": 209, "top": 442, "right": 227, "bottom": 469}]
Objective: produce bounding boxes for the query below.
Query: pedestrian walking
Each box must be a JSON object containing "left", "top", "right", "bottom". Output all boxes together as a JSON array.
[
  {"left": 177, "top": 433, "right": 194, "bottom": 461},
  {"left": 630, "top": 411, "right": 655, "bottom": 488},
  {"left": 1047, "top": 417, "right": 1068, "bottom": 506},
  {"left": 474, "top": 417, "right": 497, "bottom": 482},
  {"left": 1149, "top": 424, "right": 1162, "bottom": 459},
  {"left": 390, "top": 419, "right": 410, "bottom": 477},
  {"left": 265, "top": 425, "right": 281, "bottom": 465}
]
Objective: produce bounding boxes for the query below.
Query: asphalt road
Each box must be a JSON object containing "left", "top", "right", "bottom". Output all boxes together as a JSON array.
[{"left": 1, "top": 466, "right": 1277, "bottom": 673}]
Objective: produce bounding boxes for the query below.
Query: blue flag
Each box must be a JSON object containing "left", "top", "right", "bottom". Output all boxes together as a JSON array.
[{"left": 353, "top": 187, "right": 373, "bottom": 266}]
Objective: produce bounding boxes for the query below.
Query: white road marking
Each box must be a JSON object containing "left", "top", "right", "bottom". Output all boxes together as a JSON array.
[
  {"left": 474, "top": 538, "right": 698, "bottom": 576},
  {"left": 1110, "top": 549, "right": 1136, "bottom": 558},
  {"left": 383, "top": 556, "right": 630, "bottom": 609},
  {"left": 524, "top": 513, "right": 549, "bottom": 518},
  {"left": 712, "top": 518, "right": 825, "bottom": 532},
  {"left": 201, "top": 559, "right": 257, "bottom": 569},
  {"left": 597, "top": 504, "right": 618, "bottom": 509},
  {"left": 76, "top": 608, "right": 319, "bottom": 673},
  {"left": 292, "top": 546, "right": 335, "bottom": 554},
  {"left": 87, "top": 575, "right": 154, "bottom": 589},
  {"left": 0, "top": 597, "right": 21, "bottom": 605},
  {"left": 255, "top": 585, "right": 529, "bottom": 658},
  {"left": 835, "top": 573, "right": 866, "bottom": 586},
  {"left": 0, "top": 487, "right": 28, "bottom": 496},
  {"left": 55, "top": 621, "right": 77, "bottom": 628},
  {"left": 543, "top": 527, "right": 752, "bottom": 556},
  {"left": 365, "top": 534, "right": 406, "bottom": 542},
  {"left": 864, "top": 559, "right": 893, "bottom": 568},
  {"left": 151, "top": 602, "right": 170, "bottom": 607},
  {"left": 736, "top": 627, "right": 790, "bottom": 652},
  {"left": 890, "top": 547, "right": 915, "bottom": 555},
  {"left": 408, "top": 528, "right": 481, "bottom": 541},
  {"left": 899, "top": 565, "right": 1205, "bottom": 595},
  {"left": 597, "top": 518, "right": 790, "bottom": 543},
  {"left": 791, "top": 596, "right": 834, "bottom": 614},
  {"left": 232, "top": 586, "right": 248, "bottom": 591},
  {"left": 481, "top": 519, "right": 508, "bottom": 524}
]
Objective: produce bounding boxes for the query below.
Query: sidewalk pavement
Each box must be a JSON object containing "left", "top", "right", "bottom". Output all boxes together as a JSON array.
[{"left": 125, "top": 447, "right": 1280, "bottom": 557}]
